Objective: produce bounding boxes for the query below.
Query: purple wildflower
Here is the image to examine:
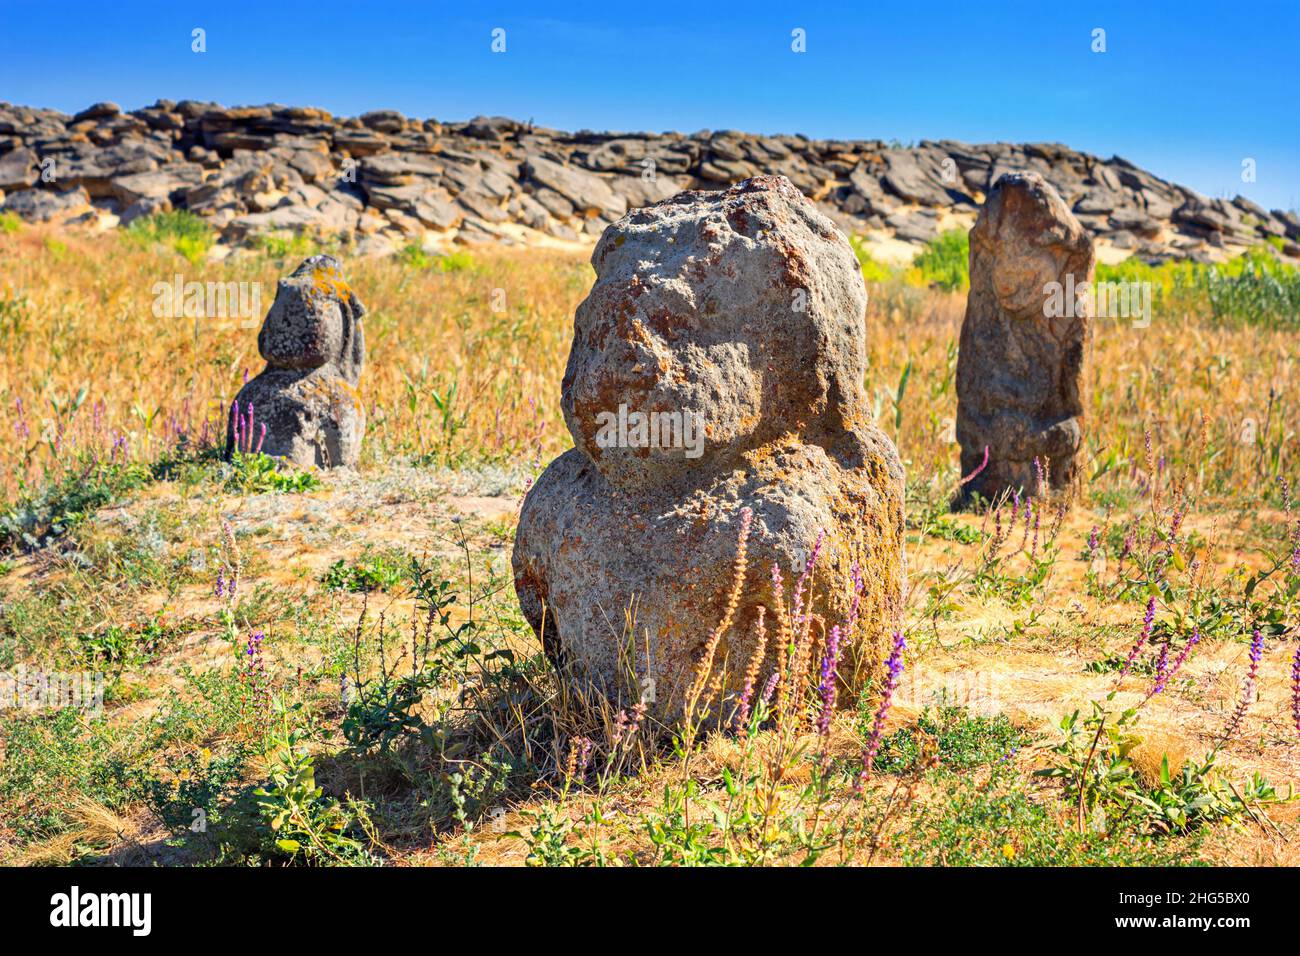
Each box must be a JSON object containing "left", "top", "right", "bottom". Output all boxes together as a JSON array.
[
  {"left": 1120, "top": 525, "right": 1135, "bottom": 562},
  {"left": 1118, "top": 595, "right": 1158, "bottom": 683},
  {"left": 959, "top": 445, "right": 989, "bottom": 486},
  {"left": 13, "top": 398, "right": 30, "bottom": 441},
  {"left": 759, "top": 670, "right": 780, "bottom": 710},
  {"left": 230, "top": 400, "right": 241, "bottom": 452},
  {"left": 816, "top": 624, "right": 843, "bottom": 737},
  {"left": 1291, "top": 644, "right": 1300, "bottom": 740},
  {"left": 1148, "top": 627, "right": 1201, "bottom": 700},
  {"left": 242, "top": 630, "right": 269, "bottom": 712},
  {"left": 790, "top": 530, "right": 826, "bottom": 628},
  {"left": 1221, "top": 628, "right": 1265, "bottom": 743},
  {"left": 858, "top": 631, "right": 906, "bottom": 790},
  {"left": 1167, "top": 501, "right": 1186, "bottom": 547}
]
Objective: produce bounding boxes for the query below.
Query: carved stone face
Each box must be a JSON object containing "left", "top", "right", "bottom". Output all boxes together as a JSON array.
[
  {"left": 978, "top": 173, "right": 1092, "bottom": 319},
  {"left": 258, "top": 255, "right": 365, "bottom": 382},
  {"left": 560, "top": 177, "right": 869, "bottom": 492}
]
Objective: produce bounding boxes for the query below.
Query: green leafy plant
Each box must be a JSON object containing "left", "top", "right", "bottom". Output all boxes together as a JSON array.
[
  {"left": 1037, "top": 701, "right": 1291, "bottom": 835},
  {"left": 254, "top": 704, "right": 373, "bottom": 864},
  {"left": 225, "top": 451, "right": 321, "bottom": 495},
  {"left": 0, "top": 458, "right": 152, "bottom": 550},
  {"left": 322, "top": 553, "right": 406, "bottom": 594},
  {"left": 872, "top": 703, "right": 1028, "bottom": 774}
]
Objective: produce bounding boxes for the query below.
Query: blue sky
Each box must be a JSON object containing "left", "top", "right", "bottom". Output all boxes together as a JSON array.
[{"left": 2, "top": 1, "right": 1296, "bottom": 210}]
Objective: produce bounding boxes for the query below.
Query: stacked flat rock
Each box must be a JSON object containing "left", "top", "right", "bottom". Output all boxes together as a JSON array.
[
  {"left": 512, "top": 176, "right": 906, "bottom": 721},
  {"left": 956, "top": 172, "right": 1094, "bottom": 501},
  {"left": 2, "top": 100, "right": 1296, "bottom": 264},
  {"left": 228, "top": 255, "right": 366, "bottom": 468}
]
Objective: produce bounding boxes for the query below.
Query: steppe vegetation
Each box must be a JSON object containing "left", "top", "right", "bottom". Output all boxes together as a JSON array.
[{"left": 1, "top": 213, "right": 1298, "bottom": 865}]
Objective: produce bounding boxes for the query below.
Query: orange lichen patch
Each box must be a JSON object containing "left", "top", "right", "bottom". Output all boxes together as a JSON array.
[{"left": 308, "top": 264, "right": 351, "bottom": 301}]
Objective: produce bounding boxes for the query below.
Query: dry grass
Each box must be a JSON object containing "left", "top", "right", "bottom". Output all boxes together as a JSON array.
[{"left": 1, "top": 223, "right": 1298, "bottom": 867}]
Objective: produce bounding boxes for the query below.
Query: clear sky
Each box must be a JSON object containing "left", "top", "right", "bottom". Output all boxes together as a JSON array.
[{"left": 1, "top": 0, "right": 1296, "bottom": 211}]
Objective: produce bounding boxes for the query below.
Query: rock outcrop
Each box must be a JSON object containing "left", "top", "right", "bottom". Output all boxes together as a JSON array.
[
  {"left": 227, "top": 255, "right": 366, "bottom": 468},
  {"left": 1, "top": 100, "right": 1296, "bottom": 265},
  {"left": 956, "top": 172, "right": 1094, "bottom": 501},
  {"left": 512, "top": 176, "right": 906, "bottom": 721}
]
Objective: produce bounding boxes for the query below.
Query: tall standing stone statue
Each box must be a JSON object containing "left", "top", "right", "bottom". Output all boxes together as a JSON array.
[
  {"left": 227, "top": 255, "right": 367, "bottom": 468},
  {"left": 512, "top": 176, "right": 905, "bottom": 722},
  {"left": 955, "top": 171, "right": 1094, "bottom": 502}
]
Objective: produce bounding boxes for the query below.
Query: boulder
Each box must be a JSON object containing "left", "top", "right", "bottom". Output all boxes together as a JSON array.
[
  {"left": 227, "top": 256, "right": 366, "bottom": 469},
  {"left": 886, "top": 208, "right": 939, "bottom": 243},
  {"left": 880, "top": 149, "right": 954, "bottom": 206},
  {"left": 110, "top": 165, "right": 204, "bottom": 205},
  {"left": 359, "top": 110, "right": 407, "bottom": 134},
  {"left": 522, "top": 153, "right": 627, "bottom": 220},
  {"left": 0, "top": 147, "right": 37, "bottom": 191},
  {"left": 955, "top": 172, "right": 1094, "bottom": 502},
  {"left": 513, "top": 176, "right": 905, "bottom": 721},
  {"left": 3, "top": 186, "right": 91, "bottom": 222}
]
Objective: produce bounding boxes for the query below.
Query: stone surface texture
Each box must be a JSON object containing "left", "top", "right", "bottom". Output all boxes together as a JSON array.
[
  {"left": 956, "top": 172, "right": 1094, "bottom": 500},
  {"left": 228, "top": 255, "right": 366, "bottom": 468},
  {"left": 513, "top": 176, "right": 906, "bottom": 721},
  {"left": 1, "top": 100, "right": 1293, "bottom": 264}
]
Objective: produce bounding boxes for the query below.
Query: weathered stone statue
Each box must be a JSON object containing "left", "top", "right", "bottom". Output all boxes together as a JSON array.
[
  {"left": 227, "top": 255, "right": 366, "bottom": 468},
  {"left": 955, "top": 172, "right": 1094, "bottom": 502},
  {"left": 512, "top": 176, "right": 905, "bottom": 721}
]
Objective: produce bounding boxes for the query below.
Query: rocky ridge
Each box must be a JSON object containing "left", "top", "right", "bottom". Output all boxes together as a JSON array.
[{"left": 2, "top": 99, "right": 1297, "bottom": 264}]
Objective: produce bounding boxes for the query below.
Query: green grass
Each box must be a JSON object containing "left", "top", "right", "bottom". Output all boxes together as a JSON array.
[
  {"left": 852, "top": 230, "right": 971, "bottom": 291},
  {"left": 911, "top": 229, "right": 970, "bottom": 292},
  {"left": 254, "top": 232, "right": 323, "bottom": 261},
  {"left": 854, "top": 224, "right": 1297, "bottom": 326},
  {"left": 399, "top": 244, "right": 478, "bottom": 273},
  {"left": 1096, "top": 246, "right": 1300, "bottom": 328},
  {"left": 899, "top": 764, "right": 1200, "bottom": 866},
  {"left": 124, "top": 211, "right": 215, "bottom": 265}
]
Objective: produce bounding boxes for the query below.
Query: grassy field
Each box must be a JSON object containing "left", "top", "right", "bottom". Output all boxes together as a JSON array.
[{"left": 1, "top": 216, "right": 1298, "bottom": 866}]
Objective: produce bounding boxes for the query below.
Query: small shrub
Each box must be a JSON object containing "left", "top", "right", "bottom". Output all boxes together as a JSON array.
[
  {"left": 1037, "top": 702, "right": 1292, "bottom": 835},
  {"left": 912, "top": 229, "right": 969, "bottom": 292},
  {"left": 321, "top": 553, "right": 406, "bottom": 593},
  {"left": 0, "top": 459, "right": 152, "bottom": 550},
  {"left": 256, "top": 232, "right": 320, "bottom": 260},
  {"left": 225, "top": 451, "right": 321, "bottom": 495},
  {"left": 124, "top": 211, "right": 214, "bottom": 265},
  {"left": 871, "top": 703, "right": 1028, "bottom": 773},
  {"left": 398, "top": 246, "right": 477, "bottom": 273},
  {"left": 253, "top": 705, "right": 374, "bottom": 864},
  {"left": 433, "top": 249, "right": 476, "bottom": 273}
]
